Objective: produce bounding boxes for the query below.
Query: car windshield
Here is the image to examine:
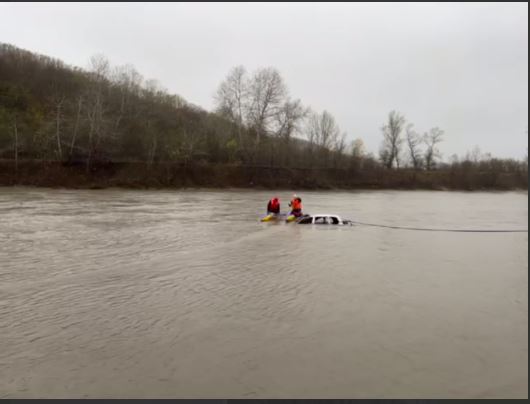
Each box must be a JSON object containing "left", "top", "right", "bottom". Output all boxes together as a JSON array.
[{"left": 298, "top": 216, "right": 312, "bottom": 224}]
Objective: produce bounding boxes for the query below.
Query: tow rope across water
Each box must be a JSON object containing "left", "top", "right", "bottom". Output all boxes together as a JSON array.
[{"left": 349, "top": 220, "right": 528, "bottom": 233}]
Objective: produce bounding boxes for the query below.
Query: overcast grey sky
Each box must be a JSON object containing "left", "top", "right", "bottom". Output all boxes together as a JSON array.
[{"left": 0, "top": 2, "right": 527, "bottom": 159}]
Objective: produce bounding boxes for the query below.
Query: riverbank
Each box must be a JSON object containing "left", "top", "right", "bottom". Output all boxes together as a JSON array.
[{"left": 0, "top": 160, "right": 527, "bottom": 191}]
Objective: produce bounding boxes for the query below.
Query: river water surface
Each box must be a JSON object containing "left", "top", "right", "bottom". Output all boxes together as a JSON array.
[{"left": 0, "top": 187, "right": 527, "bottom": 398}]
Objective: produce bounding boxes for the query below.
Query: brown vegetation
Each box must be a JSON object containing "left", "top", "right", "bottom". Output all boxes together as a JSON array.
[{"left": 0, "top": 43, "right": 527, "bottom": 191}]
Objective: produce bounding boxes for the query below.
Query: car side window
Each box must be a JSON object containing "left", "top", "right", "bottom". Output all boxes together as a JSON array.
[
  {"left": 315, "top": 217, "right": 326, "bottom": 224},
  {"left": 330, "top": 217, "right": 339, "bottom": 224},
  {"left": 298, "top": 216, "right": 312, "bottom": 224}
]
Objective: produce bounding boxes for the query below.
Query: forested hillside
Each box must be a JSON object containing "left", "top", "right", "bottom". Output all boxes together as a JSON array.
[{"left": 0, "top": 43, "right": 526, "bottom": 190}]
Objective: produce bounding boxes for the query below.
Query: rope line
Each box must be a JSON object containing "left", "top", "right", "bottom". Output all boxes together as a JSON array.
[{"left": 349, "top": 220, "right": 528, "bottom": 233}]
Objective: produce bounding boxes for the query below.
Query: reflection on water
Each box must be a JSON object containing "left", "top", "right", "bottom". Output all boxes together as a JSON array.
[{"left": 0, "top": 187, "right": 527, "bottom": 398}]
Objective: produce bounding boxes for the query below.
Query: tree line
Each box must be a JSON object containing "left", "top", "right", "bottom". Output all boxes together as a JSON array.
[{"left": 0, "top": 43, "right": 527, "bottom": 188}]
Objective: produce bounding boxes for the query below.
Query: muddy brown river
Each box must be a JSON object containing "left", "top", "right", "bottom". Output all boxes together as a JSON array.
[{"left": 0, "top": 187, "right": 527, "bottom": 398}]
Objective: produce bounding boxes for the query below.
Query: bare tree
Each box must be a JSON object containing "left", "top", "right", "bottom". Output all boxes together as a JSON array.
[
  {"left": 351, "top": 138, "right": 365, "bottom": 159},
  {"left": 468, "top": 145, "right": 481, "bottom": 163},
  {"left": 275, "top": 99, "right": 306, "bottom": 140},
  {"left": 144, "top": 78, "right": 164, "bottom": 96},
  {"left": 88, "top": 54, "right": 110, "bottom": 82},
  {"left": 305, "top": 110, "right": 340, "bottom": 167},
  {"left": 214, "top": 65, "right": 248, "bottom": 147},
  {"left": 173, "top": 94, "right": 187, "bottom": 109},
  {"left": 246, "top": 67, "right": 287, "bottom": 148},
  {"left": 449, "top": 153, "right": 459, "bottom": 165},
  {"left": 423, "top": 127, "right": 444, "bottom": 170},
  {"left": 405, "top": 124, "right": 423, "bottom": 169},
  {"left": 180, "top": 126, "right": 203, "bottom": 166},
  {"left": 112, "top": 64, "right": 143, "bottom": 131},
  {"left": 13, "top": 115, "right": 18, "bottom": 173},
  {"left": 332, "top": 131, "right": 347, "bottom": 168},
  {"left": 351, "top": 138, "right": 365, "bottom": 170},
  {"left": 304, "top": 108, "right": 318, "bottom": 167},
  {"left": 48, "top": 71, "right": 70, "bottom": 160},
  {"left": 334, "top": 132, "right": 347, "bottom": 154},
  {"left": 54, "top": 95, "right": 65, "bottom": 160},
  {"left": 142, "top": 79, "right": 165, "bottom": 165},
  {"left": 274, "top": 98, "right": 307, "bottom": 165},
  {"left": 69, "top": 95, "right": 83, "bottom": 159},
  {"left": 86, "top": 54, "right": 111, "bottom": 170},
  {"left": 380, "top": 110, "right": 405, "bottom": 169},
  {"left": 314, "top": 110, "right": 340, "bottom": 151},
  {"left": 378, "top": 147, "right": 392, "bottom": 169}
]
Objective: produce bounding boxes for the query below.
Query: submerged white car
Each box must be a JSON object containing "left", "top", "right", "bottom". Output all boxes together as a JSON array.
[{"left": 296, "top": 214, "right": 352, "bottom": 225}]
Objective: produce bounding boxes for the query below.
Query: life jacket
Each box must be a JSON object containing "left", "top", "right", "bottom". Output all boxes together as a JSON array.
[
  {"left": 291, "top": 198, "right": 302, "bottom": 211},
  {"left": 268, "top": 198, "right": 280, "bottom": 213}
]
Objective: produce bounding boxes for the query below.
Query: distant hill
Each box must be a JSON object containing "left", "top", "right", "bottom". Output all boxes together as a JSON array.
[
  {"left": 0, "top": 43, "right": 526, "bottom": 190},
  {"left": 0, "top": 43, "right": 253, "bottom": 165}
]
